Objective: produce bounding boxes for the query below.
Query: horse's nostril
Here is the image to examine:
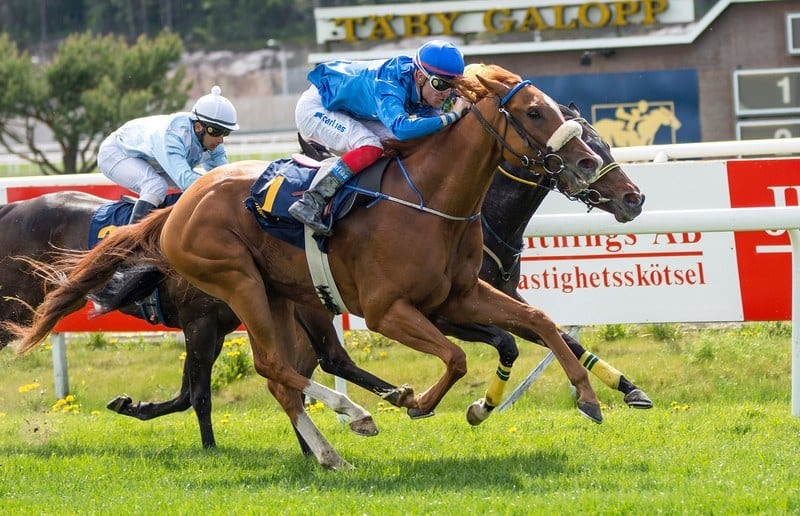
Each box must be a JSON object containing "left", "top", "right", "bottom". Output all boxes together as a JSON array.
[
  {"left": 625, "top": 192, "right": 645, "bottom": 207},
  {"left": 579, "top": 157, "right": 599, "bottom": 173}
]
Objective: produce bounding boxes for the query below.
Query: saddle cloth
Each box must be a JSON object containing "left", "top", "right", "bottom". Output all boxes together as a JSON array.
[
  {"left": 88, "top": 193, "right": 181, "bottom": 249},
  {"left": 244, "top": 156, "right": 387, "bottom": 251}
]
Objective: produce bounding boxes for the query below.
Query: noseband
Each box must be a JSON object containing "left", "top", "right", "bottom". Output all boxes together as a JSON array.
[{"left": 470, "top": 80, "right": 583, "bottom": 175}]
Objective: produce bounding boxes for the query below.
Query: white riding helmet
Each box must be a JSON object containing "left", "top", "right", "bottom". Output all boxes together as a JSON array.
[{"left": 192, "top": 85, "right": 240, "bottom": 131}]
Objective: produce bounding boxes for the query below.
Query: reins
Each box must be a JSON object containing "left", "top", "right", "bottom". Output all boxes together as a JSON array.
[{"left": 343, "top": 156, "right": 481, "bottom": 222}]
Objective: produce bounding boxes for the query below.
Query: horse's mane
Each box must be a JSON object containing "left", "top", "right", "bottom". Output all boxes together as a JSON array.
[{"left": 383, "top": 64, "right": 522, "bottom": 156}]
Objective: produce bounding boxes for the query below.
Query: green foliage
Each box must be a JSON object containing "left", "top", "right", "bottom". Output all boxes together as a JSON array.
[
  {"left": 647, "top": 322, "right": 683, "bottom": 341},
  {"left": 2, "top": 0, "right": 323, "bottom": 51},
  {"left": 0, "top": 31, "right": 190, "bottom": 174},
  {"left": 746, "top": 321, "right": 792, "bottom": 338},
  {"left": 344, "top": 330, "right": 395, "bottom": 362},
  {"left": 210, "top": 336, "right": 253, "bottom": 390},
  {"left": 599, "top": 323, "right": 629, "bottom": 341},
  {"left": 84, "top": 332, "right": 110, "bottom": 350}
]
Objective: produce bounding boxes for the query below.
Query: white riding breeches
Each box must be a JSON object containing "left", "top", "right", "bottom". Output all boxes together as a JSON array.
[
  {"left": 97, "top": 133, "right": 173, "bottom": 206},
  {"left": 295, "top": 86, "right": 384, "bottom": 155}
]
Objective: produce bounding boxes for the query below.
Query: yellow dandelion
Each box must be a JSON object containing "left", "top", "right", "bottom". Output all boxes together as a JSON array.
[
  {"left": 18, "top": 381, "right": 41, "bottom": 394},
  {"left": 508, "top": 426, "right": 518, "bottom": 433},
  {"left": 91, "top": 410, "right": 100, "bottom": 416}
]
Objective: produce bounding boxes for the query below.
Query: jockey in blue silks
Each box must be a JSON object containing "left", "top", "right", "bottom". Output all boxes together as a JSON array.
[{"left": 290, "top": 39, "right": 471, "bottom": 236}]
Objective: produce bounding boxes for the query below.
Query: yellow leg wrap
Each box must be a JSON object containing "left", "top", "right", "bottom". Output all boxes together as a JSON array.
[
  {"left": 484, "top": 364, "right": 512, "bottom": 407},
  {"left": 579, "top": 351, "right": 622, "bottom": 389}
]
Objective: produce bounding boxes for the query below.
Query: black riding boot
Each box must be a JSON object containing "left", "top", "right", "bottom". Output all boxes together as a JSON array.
[
  {"left": 91, "top": 198, "right": 161, "bottom": 313},
  {"left": 288, "top": 157, "right": 353, "bottom": 237},
  {"left": 129, "top": 199, "right": 157, "bottom": 224}
]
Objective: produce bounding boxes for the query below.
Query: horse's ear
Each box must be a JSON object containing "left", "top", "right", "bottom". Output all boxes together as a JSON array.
[
  {"left": 474, "top": 74, "right": 506, "bottom": 97},
  {"left": 568, "top": 102, "right": 581, "bottom": 116}
]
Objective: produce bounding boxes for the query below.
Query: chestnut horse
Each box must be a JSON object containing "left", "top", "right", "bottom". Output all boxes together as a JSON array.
[
  {"left": 0, "top": 104, "right": 646, "bottom": 458},
  {"left": 12, "top": 65, "right": 606, "bottom": 469}
]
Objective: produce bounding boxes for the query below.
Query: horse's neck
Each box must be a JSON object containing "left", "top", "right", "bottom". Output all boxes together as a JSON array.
[
  {"left": 482, "top": 171, "right": 551, "bottom": 252},
  {"left": 394, "top": 111, "right": 501, "bottom": 218}
]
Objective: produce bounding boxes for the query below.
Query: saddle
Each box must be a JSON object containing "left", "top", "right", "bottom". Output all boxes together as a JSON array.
[{"left": 245, "top": 155, "right": 389, "bottom": 251}]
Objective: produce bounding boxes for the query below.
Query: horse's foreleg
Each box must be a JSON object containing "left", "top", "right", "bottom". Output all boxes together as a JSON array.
[
  {"left": 296, "top": 307, "right": 417, "bottom": 410},
  {"left": 369, "top": 300, "right": 468, "bottom": 416},
  {"left": 433, "top": 318, "right": 520, "bottom": 425},
  {"left": 562, "top": 330, "right": 652, "bottom": 409},
  {"left": 441, "top": 281, "right": 601, "bottom": 423}
]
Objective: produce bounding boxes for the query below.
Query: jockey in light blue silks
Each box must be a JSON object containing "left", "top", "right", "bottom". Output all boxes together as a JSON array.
[{"left": 97, "top": 86, "right": 239, "bottom": 224}]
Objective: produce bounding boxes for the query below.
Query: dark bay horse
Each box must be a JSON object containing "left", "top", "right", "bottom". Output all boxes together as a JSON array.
[
  {"left": 0, "top": 104, "right": 646, "bottom": 454},
  {"left": 11, "top": 65, "right": 608, "bottom": 468}
]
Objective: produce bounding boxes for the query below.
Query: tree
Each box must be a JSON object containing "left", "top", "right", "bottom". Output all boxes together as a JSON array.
[{"left": 0, "top": 30, "right": 190, "bottom": 174}]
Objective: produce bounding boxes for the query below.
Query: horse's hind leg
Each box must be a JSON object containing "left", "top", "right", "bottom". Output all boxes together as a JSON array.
[{"left": 106, "top": 318, "right": 226, "bottom": 448}]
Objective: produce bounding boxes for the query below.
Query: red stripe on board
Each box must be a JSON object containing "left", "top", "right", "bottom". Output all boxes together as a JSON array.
[
  {"left": 521, "top": 251, "right": 704, "bottom": 261},
  {"left": 5, "top": 185, "right": 130, "bottom": 202},
  {"left": 728, "top": 158, "right": 800, "bottom": 321},
  {"left": 53, "top": 304, "right": 173, "bottom": 332}
]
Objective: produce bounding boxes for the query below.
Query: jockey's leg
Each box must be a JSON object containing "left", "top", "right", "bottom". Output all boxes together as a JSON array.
[
  {"left": 288, "top": 145, "right": 382, "bottom": 236},
  {"left": 129, "top": 199, "right": 157, "bottom": 224}
]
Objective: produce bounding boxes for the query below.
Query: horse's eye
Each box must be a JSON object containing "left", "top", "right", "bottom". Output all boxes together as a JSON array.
[{"left": 527, "top": 109, "right": 541, "bottom": 120}]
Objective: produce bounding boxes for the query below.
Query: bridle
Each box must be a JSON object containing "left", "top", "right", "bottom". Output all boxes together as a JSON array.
[
  {"left": 487, "top": 109, "right": 623, "bottom": 211},
  {"left": 469, "top": 80, "right": 583, "bottom": 175}
]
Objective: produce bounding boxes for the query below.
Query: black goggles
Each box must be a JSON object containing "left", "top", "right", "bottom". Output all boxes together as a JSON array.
[
  {"left": 204, "top": 124, "right": 231, "bottom": 137},
  {"left": 420, "top": 67, "right": 454, "bottom": 92}
]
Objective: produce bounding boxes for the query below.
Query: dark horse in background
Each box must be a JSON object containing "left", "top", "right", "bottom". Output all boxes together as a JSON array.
[
  {"left": 0, "top": 102, "right": 646, "bottom": 458},
  {"left": 12, "top": 65, "right": 630, "bottom": 469}
]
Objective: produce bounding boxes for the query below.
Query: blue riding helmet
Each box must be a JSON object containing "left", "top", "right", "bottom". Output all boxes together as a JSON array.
[{"left": 414, "top": 40, "right": 465, "bottom": 78}]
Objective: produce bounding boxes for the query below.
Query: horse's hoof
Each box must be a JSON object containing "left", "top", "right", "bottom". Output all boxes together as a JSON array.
[
  {"left": 407, "top": 407, "right": 435, "bottom": 419},
  {"left": 349, "top": 416, "right": 378, "bottom": 437},
  {"left": 624, "top": 388, "right": 653, "bottom": 409},
  {"left": 577, "top": 401, "right": 603, "bottom": 424},
  {"left": 106, "top": 395, "right": 133, "bottom": 414},
  {"left": 381, "top": 384, "right": 416, "bottom": 408},
  {"left": 466, "top": 398, "right": 493, "bottom": 426},
  {"left": 319, "top": 452, "right": 354, "bottom": 471}
]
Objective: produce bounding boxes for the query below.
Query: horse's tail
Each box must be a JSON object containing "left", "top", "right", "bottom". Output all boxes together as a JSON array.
[{"left": 8, "top": 207, "right": 172, "bottom": 354}]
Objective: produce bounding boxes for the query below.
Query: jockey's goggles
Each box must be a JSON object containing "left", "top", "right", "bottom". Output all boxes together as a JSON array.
[
  {"left": 419, "top": 67, "right": 454, "bottom": 92},
  {"left": 203, "top": 124, "right": 231, "bottom": 137}
]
